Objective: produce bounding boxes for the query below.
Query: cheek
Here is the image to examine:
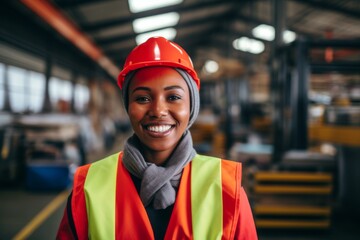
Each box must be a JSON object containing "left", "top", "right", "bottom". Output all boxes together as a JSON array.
[
  {"left": 175, "top": 104, "right": 191, "bottom": 124},
  {"left": 128, "top": 104, "right": 143, "bottom": 123}
]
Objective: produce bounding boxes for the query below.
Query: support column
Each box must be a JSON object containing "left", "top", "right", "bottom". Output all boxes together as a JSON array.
[
  {"left": 70, "top": 71, "right": 78, "bottom": 113},
  {"left": 292, "top": 39, "right": 309, "bottom": 149},
  {"left": 271, "top": 0, "right": 286, "bottom": 162},
  {"left": 224, "top": 79, "right": 234, "bottom": 152},
  {"left": 41, "top": 50, "right": 53, "bottom": 113},
  {"left": 2, "top": 65, "right": 11, "bottom": 111}
]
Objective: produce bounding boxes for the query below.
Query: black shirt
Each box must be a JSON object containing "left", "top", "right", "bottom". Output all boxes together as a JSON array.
[{"left": 130, "top": 174, "right": 174, "bottom": 240}]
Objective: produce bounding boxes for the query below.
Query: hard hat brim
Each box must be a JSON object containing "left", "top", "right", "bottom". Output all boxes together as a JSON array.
[{"left": 118, "top": 61, "right": 200, "bottom": 89}]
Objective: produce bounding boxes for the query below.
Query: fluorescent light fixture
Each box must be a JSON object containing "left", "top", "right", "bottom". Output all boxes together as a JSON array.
[
  {"left": 252, "top": 24, "right": 274, "bottom": 41},
  {"left": 232, "top": 37, "right": 265, "bottom": 54},
  {"left": 136, "top": 28, "right": 177, "bottom": 45},
  {"left": 128, "top": 0, "right": 183, "bottom": 13},
  {"left": 252, "top": 24, "right": 297, "bottom": 43},
  {"left": 284, "top": 30, "right": 296, "bottom": 43},
  {"left": 133, "top": 12, "right": 180, "bottom": 33},
  {"left": 204, "top": 60, "right": 219, "bottom": 74}
]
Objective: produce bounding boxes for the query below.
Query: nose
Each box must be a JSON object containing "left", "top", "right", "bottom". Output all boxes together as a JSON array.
[{"left": 148, "top": 97, "right": 168, "bottom": 118}]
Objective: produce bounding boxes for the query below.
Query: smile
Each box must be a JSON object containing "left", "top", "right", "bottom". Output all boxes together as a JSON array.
[{"left": 146, "top": 125, "right": 173, "bottom": 133}]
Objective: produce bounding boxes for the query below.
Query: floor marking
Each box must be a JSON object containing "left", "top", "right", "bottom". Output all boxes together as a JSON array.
[{"left": 12, "top": 189, "right": 69, "bottom": 240}]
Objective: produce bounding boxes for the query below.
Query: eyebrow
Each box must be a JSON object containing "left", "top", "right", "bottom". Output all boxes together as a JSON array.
[
  {"left": 131, "top": 85, "right": 185, "bottom": 94},
  {"left": 131, "top": 86, "right": 150, "bottom": 94},
  {"left": 164, "top": 85, "right": 185, "bottom": 91}
]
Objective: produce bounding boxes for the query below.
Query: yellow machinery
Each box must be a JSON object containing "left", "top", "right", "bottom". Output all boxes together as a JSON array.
[
  {"left": 251, "top": 171, "right": 333, "bottom": 229},
  {"left": 309, "top": 123, "right": 360, "bottom": 147}
]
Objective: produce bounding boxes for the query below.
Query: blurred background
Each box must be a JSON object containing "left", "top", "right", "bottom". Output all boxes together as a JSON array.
[{"left": 0, "top": 0, "right": 359, "bottom": 239}]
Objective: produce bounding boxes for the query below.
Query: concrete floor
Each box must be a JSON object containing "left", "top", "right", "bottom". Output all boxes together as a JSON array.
[{"left": 0, "top": 188, "right": 67, "bottom": 239}]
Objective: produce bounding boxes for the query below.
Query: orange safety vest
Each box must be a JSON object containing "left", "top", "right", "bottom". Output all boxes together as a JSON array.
[{"left": 70, "top": 152, "right": 242, "bottom": 239}]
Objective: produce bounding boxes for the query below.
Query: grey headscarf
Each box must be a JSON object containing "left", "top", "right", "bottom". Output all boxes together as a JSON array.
[{"left": 121, "top": 67, "right": 200, "bottom": 209}]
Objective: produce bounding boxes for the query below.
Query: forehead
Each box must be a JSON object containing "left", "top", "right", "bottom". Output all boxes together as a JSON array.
[{"left": 129, "top": 67, "right": 187, "bottom": 89}]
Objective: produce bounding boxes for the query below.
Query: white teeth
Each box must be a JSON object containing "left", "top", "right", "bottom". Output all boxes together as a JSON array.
[{"left": 147, "top": 125, "right": 172, "bottom": 133}]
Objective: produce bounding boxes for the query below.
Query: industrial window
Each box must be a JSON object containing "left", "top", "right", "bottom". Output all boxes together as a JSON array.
[
  {"left": 74, "top": 83, "right": 90, "bottom": 113},
  {"left": 7, "top": 65, "right": 45, "bottom": 113},
  {"left": 49, "top": 77, "right": 73, "bottom": 110},
  {"left": 28, "top": 71, "right": 45, "bottom": 112},
  {"left": 0, "top": 63, "right": 4, "bottom": 110},
  {"left": 8, "top": 65, "right": 27, "bottom": 113}
]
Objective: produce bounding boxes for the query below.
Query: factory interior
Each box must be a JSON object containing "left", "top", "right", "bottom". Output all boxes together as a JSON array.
[{"left": 1, "top": 0, "right": 359, "bottom": 239}]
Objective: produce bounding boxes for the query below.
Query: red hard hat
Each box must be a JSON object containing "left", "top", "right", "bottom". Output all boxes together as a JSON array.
[{"left": 117, "top": 37, "right": 200, "bottom": 89}]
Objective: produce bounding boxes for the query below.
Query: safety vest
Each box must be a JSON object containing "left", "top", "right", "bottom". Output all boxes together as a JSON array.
[{"left": 70, "top": 152, "right": 242, "bottom": 239}]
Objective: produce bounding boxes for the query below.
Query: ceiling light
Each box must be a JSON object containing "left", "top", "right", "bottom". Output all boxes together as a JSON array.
[
  {"left": 136, "top": 28, "right": 177, "bottom": 45},
  {"left": 284, "top": 30, "right": 297, "bottom": 43},
  {"left": 252, "top": 24, "right": 274, "bottom": 41},
  {"left": 133, "top": 12, "right": 180, "bottom": 33},
  {"left": 128, "top": 0, "right": 183, "bottom": 13},
  {"left": 252, "top": 24, "right": 297, "bottom": 43},
  {"left": 204, "top": 60, "right": 219, "bottom": 74},
  {"left": 233, "top": 37, "right": 265, "bottom": 54}
]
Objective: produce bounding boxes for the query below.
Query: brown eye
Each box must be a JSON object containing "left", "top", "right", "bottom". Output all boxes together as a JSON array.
[
  {"left": 135, "top": 96, "right": 150, "bottom": 103},
  {"left": 168, "top": 95, "right": 181, "bottom": 101}
]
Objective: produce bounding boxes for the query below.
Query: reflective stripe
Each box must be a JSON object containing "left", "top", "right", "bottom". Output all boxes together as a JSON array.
[
  {"left": 84, "top": 154, "right": 118, "bottom": 239},
  {"left": 191, "top": 155, "right": 223, "bottom": 240}
]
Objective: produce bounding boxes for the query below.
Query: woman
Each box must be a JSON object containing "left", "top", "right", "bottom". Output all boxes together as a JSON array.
[{"left": 57, "top": 37, "right": 257, "bottom": 240}]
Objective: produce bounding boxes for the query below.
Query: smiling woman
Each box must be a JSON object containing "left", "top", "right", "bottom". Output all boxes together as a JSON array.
[{"left": 56, "top": 37, "right": 257, "bottom": 240}]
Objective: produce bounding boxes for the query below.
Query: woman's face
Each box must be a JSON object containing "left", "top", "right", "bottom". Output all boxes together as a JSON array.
[{"left": 128, "top": 67, "right": 190, "bottom": 155}]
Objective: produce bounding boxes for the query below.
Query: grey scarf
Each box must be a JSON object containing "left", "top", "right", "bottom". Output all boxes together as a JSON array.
[
  {"left": 123, "top": 131, "right": 196, "bottom": 209},
  {"left": 121, "top": 68, "right": 200, "bottom": 209}
]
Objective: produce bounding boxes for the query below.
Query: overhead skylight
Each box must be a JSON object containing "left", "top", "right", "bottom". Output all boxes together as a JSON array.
[
  {"left": 133, "top": 12, "right": 180, "bottom": 33},
  {"left": 128, "top": 0, "right": 183, "bottom": 13},
  {"left": 135, "top": 28, "right": 177, "bottom": 45},
  {"left": 252, "top": 24, "right": 297, "bottom": 43},
  {"left": 232, "top": 37, "right": 265, "bottom": 54}
]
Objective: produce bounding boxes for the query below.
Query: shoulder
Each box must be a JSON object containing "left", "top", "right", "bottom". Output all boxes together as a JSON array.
[
  {"left": 193, "top": 154, "right": 242, "bottom": 179},
  {"left": 91, "top": 152, "right": 122, "bottom": 167},
  {"left": 74, "top": 152, "right": 122, "bottom": 180},
  {"left": 194, "top": 154, "right": 241, "bottom": 167}
]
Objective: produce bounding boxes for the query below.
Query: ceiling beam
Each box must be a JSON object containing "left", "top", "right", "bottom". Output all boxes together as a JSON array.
[
  {"left": 95, "top": 11, "right": 233, "bottom": 46},
  {"left": 311, "top": 62, "right": 360, "bottom": 73},
  {"left": 107, "top": 25, "right": 220, "bottom": 60},
  {"left": 54, "top": 0, "right": 109, "bottom": 9},
  {"left": 292, "top": 0, "right": 360, "bottom": 19},
  {"left": 20, "top": 0, "right": 120, "bottom": 79},
  {"left": 234, "top": 11, "right": 321, "bottom": 39},
  {"left": 309, "top": 39, "right": 360, "bottom": 48},
  {"left": 82, "top": 0, "right": 233, "bottom": 32}
]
